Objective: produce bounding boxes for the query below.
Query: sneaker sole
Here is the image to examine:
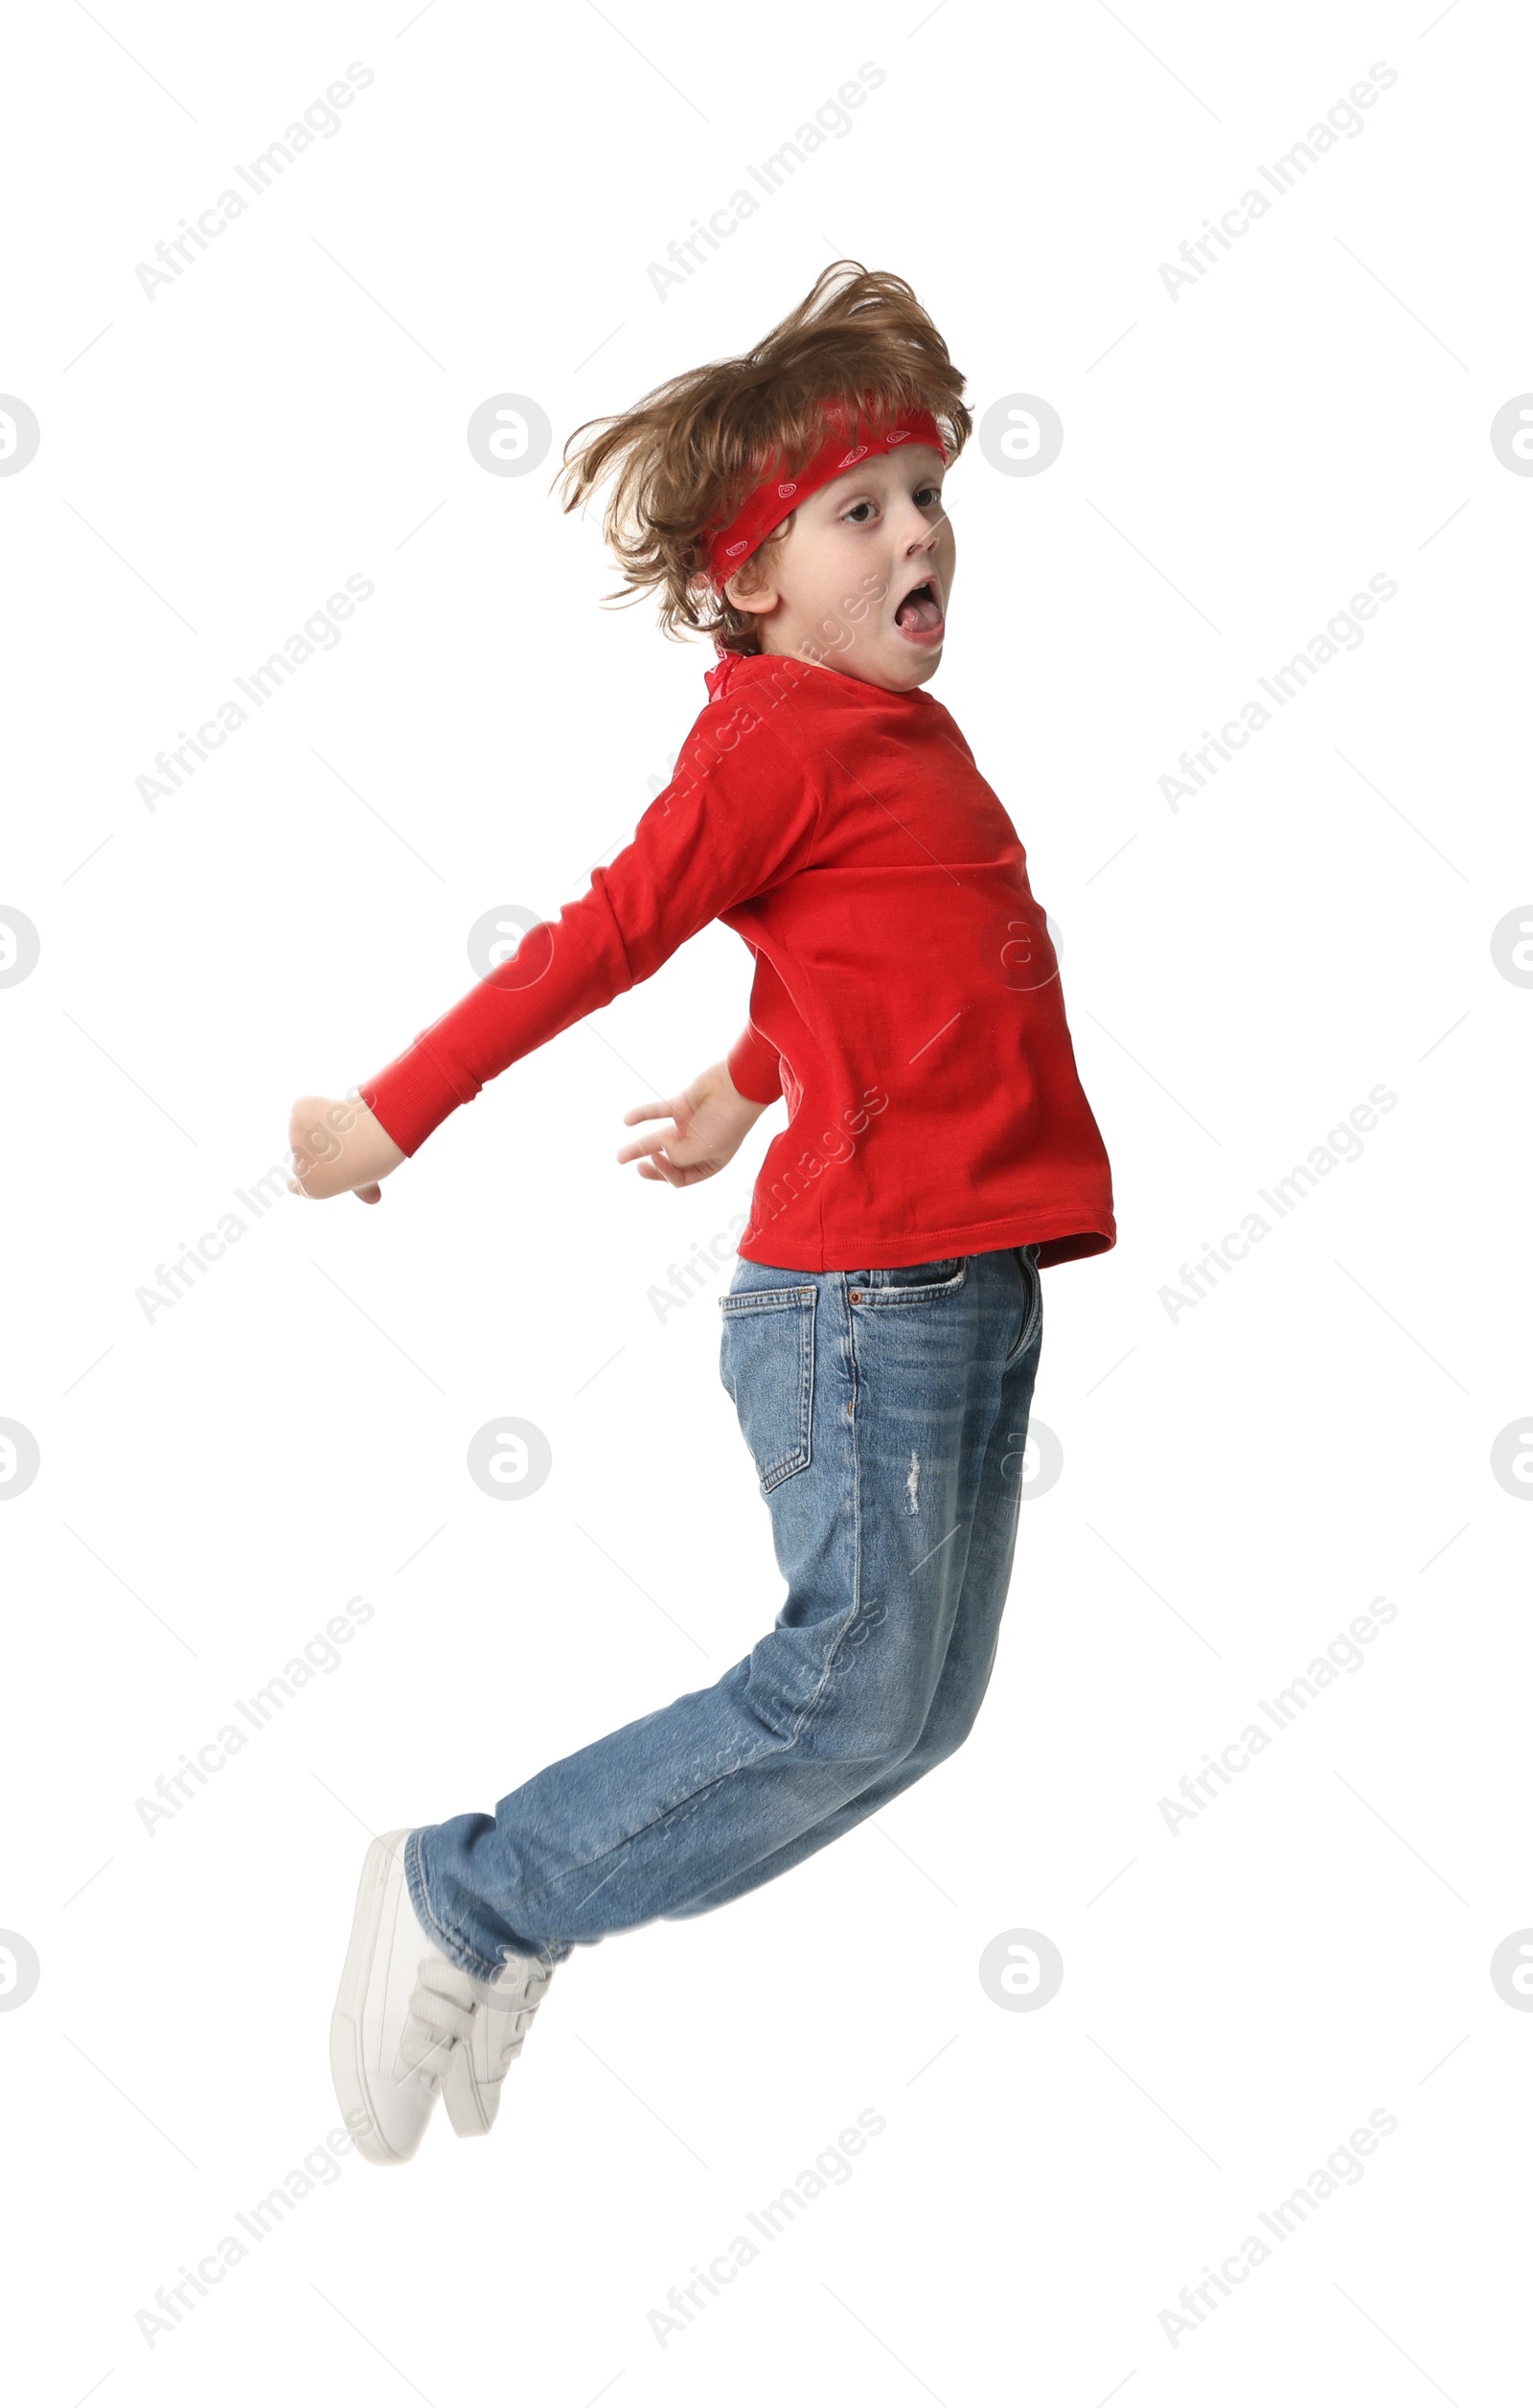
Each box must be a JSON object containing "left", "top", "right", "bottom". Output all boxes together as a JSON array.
[{"left": 330, "top": 1826, "right": 419, "bottom": 2167}]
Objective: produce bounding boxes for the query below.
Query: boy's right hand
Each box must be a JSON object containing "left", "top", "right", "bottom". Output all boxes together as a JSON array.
[
  {"left": 286, "top": 1093, "right": 406, "bottom": 1203},
  {"left": 618, "top": 1058, "right": 768, "bottom": 1188}
]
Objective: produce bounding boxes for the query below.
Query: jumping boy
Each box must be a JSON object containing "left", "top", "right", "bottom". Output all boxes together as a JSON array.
[{"left": 291, "top": 263, "right": 1115, "bottom": 2164}]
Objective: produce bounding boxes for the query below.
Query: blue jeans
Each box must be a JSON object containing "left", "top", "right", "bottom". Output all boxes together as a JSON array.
[{"left": 406, "top": 1244, "right": 1043, "bottom": 1978}]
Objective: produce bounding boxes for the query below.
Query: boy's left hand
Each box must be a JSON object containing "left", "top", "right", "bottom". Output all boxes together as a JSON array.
[{"left": 618, "top": 1059, "right": 766, "bottom": 1188}]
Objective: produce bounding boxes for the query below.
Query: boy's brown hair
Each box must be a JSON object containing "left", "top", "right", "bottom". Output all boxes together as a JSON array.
[{"left": 557, "top": 262, "right": 971, "bottom": 655}]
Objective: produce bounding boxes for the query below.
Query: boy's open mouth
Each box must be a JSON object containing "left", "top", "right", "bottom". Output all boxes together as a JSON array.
[{"left": 894, "top": 575, "right": 944, "bottom": 643}]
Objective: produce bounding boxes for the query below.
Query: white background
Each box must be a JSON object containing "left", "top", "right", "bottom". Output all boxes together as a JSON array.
[{"left": 2, "top": 2, "right": 1528, "bottom": 2401}]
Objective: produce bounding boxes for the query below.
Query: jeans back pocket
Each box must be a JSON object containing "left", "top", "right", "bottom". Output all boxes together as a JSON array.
[{"left": 720, "top": 1285, "right": 816, "bottom": 1494}]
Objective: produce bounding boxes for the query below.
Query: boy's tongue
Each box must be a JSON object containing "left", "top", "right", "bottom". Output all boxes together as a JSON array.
[{"left": 896, "top": 585, "right": 941, "bottom": 632}]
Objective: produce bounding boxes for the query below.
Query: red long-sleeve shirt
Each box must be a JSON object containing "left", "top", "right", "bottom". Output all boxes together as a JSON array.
[{"left": 357, "top": 649, "right": 1115, "bottom": 1272}]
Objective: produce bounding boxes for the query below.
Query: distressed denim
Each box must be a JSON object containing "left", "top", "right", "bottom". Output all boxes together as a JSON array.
[{"left": 406, "top": 1244, "right": 1043, "bottom": 1979}]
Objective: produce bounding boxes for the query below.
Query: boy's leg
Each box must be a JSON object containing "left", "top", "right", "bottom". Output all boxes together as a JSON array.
[
  {"left": 406, "top": 1246, "right": 1041, "bottom": 1982},
  {"left": 667, "top": 1247, "right": 1042, "bottom": 1915}
]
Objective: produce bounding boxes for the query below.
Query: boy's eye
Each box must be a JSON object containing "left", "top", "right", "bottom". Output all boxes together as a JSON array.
[{"left": 842, "top": 487, "right": 944, "bottom": 523}]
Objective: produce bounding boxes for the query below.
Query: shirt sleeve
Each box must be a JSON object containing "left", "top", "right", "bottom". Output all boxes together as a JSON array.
[
  {"left": 726, "top": 1021, "right": 783, "bottom": 1106},
  {"left": 358, "top": 688, "right": 821, "bottom": 1157}
]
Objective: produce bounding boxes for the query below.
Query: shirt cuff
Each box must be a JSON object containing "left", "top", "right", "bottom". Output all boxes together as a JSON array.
[
  {"left": 726, "top": 1022, "right": 783, "bottom": 1106},
  {"left": 357, "top": 1031, "right": 478, "bottom": 1158}
]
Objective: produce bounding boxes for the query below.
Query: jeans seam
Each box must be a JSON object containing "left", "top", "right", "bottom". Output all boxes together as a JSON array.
[{"left": 786, "top": 1272, "right": 863, "bottom": 1748}]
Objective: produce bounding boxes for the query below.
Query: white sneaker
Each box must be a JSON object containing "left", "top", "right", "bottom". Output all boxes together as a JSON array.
[
  {"left": 441, "top": 1946, "right": 555, "bottom": 2140},
  {"left": 331, "top": 1828, "right": 555, "bottom": 2164},
  {"left": 331, "top": 1827, "right": 474, "bottom": 2166}
]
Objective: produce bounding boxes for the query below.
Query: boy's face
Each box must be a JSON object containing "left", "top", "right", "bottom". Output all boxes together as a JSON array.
[{"left": 724, "top": 445, "right": 954, "bottom": 692}]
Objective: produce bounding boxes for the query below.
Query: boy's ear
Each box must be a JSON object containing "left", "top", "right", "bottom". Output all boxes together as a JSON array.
[{"left": 723, "top": 567, "right": 777, "bottom": 619}]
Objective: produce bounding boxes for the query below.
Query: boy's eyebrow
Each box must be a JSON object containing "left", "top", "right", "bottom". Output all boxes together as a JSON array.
[
  {"left": 828, "top": 462, "right": 945, "bottom": 494},
  {"left": 826, "top": 473, "right": 945, "bottom": 506}
]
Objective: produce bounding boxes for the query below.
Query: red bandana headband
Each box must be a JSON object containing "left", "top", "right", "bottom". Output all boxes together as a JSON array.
[{"left": 702, "top": 400, "right": 947, "bottom": 585}]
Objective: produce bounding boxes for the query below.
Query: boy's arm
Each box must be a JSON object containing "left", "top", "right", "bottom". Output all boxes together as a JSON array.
[
  {"left": 725, "top": 1021, "right": 784, "bottom": 1107},
  {"left": 355, "top": 699, "right": 819, "bottom": 1159}
]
